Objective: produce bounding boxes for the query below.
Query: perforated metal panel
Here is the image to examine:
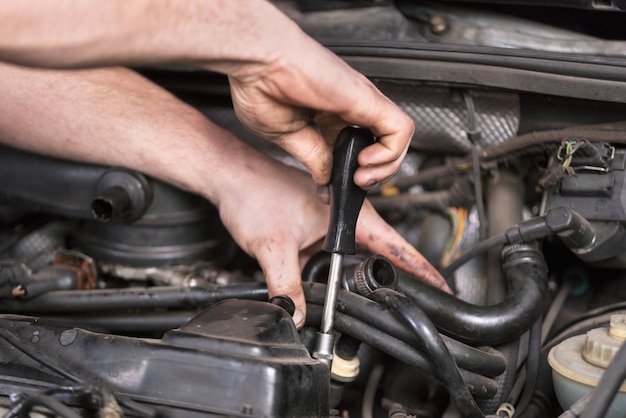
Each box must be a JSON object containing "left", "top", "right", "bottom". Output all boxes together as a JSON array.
[{"left": 376, "top": 82, "right": 520, "bottom": 155}]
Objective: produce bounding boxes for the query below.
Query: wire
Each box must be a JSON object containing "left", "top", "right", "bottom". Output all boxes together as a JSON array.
[
  {"left": 0, "top": 327, "right": 82, "bottom": 384},
  {"left": 441, "top": 207, "right": 469, "bottom": 268},
  {"left": 362, "top": 363, "right": 385, "bottom": 418},
  {"left": 4, "top": 394, "right": 82, "bottom": 418},
  {"left": 441, "top": 234, "right": 508, "bottom": 279},
  {"left": 461, "top": 89, "right": 487, "bottom": 241},
  {"left": 0, "top": 326, "right": 163, "bottom": 417},
  {"left": 558, "top": 139, "right": 587, "bottom": 169},
  {"left": 541, "top": 279, "right": 573, "bottom": 344}
]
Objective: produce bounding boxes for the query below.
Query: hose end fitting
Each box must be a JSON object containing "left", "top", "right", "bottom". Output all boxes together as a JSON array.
[
  {"left": 344, "top": 255, "right": 397, "bottom": 296},
  {"left": 501, "top": 242, "right": 547, "bottom": 273}
]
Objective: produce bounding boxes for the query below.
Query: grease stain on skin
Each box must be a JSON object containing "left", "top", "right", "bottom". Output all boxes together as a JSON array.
[
  {"left": 388, "top": 244, "right": 401, "bottom": 257},
  {"left": 387, "top": 243, "right": 451, "bottom": 293}
]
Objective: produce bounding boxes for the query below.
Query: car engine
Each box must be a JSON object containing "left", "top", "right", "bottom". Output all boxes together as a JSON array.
[{"left": 2, "top": 1, "right": 626, "bottom": 417}]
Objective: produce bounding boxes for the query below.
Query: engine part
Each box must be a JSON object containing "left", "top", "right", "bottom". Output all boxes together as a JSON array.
[
  {"left": 0, "top": 145, "right": 152, "bottom": 221},
  {"left": 377, "top": 83, "right": 520, "bottom": 155},
  {"left": 342, "top": 254, "right": 398, "bottom": 296},
  {"left": 91, "top": 169, "right": 153, "bottom": 222},
  {"left": 368, "top": 288, "right": 484, "bottom": 418},
  {"left": 541, "top": 141, "right": 626, "bottom": 266},
  {"left": 402, "top": 243, "right": 549, "bottom": 345},
  {"left": 303, "top": 284, "right": 507, "bottom": 381},
  {"left": 75, "top": 178, "right": 228, "bottom": 267},
  {"left": 548, "top": 314, "right": 626, "bottom": 418},
  {"left": 0, "top": 146, "right": 229, "bottom": 268},
  {"left": 0, "top": 299, "right": 330, "bottom": 418}
]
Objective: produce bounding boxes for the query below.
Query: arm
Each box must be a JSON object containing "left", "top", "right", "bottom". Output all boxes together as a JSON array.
[
  {"left": 0, "top": 0, "right": 413, "bottom": 188},
  {"left": 0, "top": 64, "right": 449, "bottom": 327}
]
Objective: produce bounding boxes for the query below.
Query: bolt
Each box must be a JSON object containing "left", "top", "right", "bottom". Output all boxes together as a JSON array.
[
  {"left": 429, "top": 15, "right": 448, "bottom": 35},
  {"left": 60, "top": 329, "right": 78, "bottom": 346}
]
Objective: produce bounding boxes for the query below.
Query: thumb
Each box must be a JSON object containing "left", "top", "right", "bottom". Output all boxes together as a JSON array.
[{"left": 255, "top": 238, "right": 307, "bottom": 329}]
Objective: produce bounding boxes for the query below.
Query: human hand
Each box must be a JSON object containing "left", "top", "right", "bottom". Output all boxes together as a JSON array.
[
  {"left": 0, "top": 0, "right": 412, "bottom": 190},
  {"left": 215, "top": 148, "right": 450, "bottom": 328},
  {"left": 225, "top": 26, "right": 414, "bottom": 190}
]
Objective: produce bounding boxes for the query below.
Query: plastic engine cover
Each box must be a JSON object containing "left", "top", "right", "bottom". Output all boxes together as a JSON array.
[{"left": 0, "top": 300, "right": 329, "bottom": 417}]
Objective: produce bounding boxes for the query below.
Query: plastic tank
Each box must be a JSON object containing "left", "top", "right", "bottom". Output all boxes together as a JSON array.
[{"left": 548, "top": 314, "right": 626, "bottom": 417}]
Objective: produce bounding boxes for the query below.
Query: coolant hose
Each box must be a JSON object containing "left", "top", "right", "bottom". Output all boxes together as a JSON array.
[
  {"left": 0, "top": 283, "right": 269, "bottom": 313},
  {"left": 481, "top": 170, "right": 525, "bottom": 414},
  {"left": 369, "top": 288, "right": 484, "bottom": 418},
  {"left": 399, "top": 243, "right": 549, "bottom": 345},
  {"left": 302, "top": 282, "right": 506, "bottom": 377},
  {"left": 305, "top": 305, "right": 498, "bottom": 399}
]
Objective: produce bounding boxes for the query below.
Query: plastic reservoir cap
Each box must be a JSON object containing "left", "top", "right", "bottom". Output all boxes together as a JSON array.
[
  {"left": 548, "top": 314, "right": 626, "bottom": 417},
  {"left": 583, "top": 314, "right": 626, "bottom": 368}
]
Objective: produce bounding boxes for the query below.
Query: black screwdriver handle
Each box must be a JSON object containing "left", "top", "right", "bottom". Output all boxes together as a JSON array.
[{"left": 322, "top": 126, "right": 376, "bottom": 255}]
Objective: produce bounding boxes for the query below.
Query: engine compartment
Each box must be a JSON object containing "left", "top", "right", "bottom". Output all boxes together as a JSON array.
[{"left": 2, "top": 1, "right": 626, "bottom": 417}]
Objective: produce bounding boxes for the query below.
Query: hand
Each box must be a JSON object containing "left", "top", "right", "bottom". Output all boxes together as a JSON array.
[
  {"left": 216, "top": 149, "right": 450, "bottom": 328},
  {"left": 226, "top": 29, "right": 414, "bottom": 190},
  {"left": 0, "top": 0, "right": 413, "bottom": 190}
]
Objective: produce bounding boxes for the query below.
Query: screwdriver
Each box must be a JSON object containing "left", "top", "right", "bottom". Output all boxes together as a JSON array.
[{"left": 313, "top": 126, "right": 375, "bottom": 368}]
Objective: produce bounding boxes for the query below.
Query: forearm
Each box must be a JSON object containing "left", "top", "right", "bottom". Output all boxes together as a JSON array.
[
  {"left": 0, "top": 63, "right": 258, "bottom": 205},
  {"left": 0, "top": 0, "right": 296, "bottom": 72}
]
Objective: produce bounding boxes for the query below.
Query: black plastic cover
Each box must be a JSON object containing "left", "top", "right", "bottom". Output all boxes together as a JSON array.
[{"left": 0, "top": 300, "right": 329, "bottom": 417}]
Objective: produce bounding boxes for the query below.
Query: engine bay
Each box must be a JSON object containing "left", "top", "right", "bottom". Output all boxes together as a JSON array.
[{"left": 2, "top": 1, "right": 626, "bottom": 417}]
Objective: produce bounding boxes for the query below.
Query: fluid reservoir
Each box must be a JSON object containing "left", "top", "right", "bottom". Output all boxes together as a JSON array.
[{"left": 548, "top": 314, "right": 626, "bottom": 417}]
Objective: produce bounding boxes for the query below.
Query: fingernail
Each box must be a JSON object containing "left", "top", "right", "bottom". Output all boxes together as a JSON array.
[{"left": 292, "top": 309, "right": 305, "bottom": 328}]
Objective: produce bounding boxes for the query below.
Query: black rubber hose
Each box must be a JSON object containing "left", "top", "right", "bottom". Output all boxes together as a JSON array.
[
  {"left": 442, "top": 206, "right": 594, "bottom": 280},
  {"left": 0, "top": 283, "right": 268, "bottom": 314},
  {"left": 7, "top": 394, "right": 83, "bottom": 418},
  {"left": 305, "top": 304, "right": 498, "bottom": 400},
  {"left": 303, "top": 282, "right": 506, "bottom": 377},
  {"left": 368, "top": 288, "right": 484, "bottom": 418},
  {"left": 1, "top": 277, "right": 505, "bottom": 377},
  {"left": 514, "top": 319, "right": 543, "bottom": 417},
  {"left": 479, "top": 170, "right": 525, "bottom": 415},
  {"left": 45, "top": 311, "right": 196, "bottom": 335},
  {"left": 400, "top": 244, "right": 549, "bottom": 345}
]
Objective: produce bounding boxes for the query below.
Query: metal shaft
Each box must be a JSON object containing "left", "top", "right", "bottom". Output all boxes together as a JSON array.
[{"left": 320, "top": 253, "right": 344, "bottom": 334}]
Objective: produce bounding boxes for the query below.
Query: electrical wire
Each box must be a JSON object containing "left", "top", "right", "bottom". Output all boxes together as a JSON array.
[
  {"left": 0, "top": 326, "right": 163, "bottom": 417},
  {"left": 461, "top": 89, "right": 487, "bottom": 241},
  {"left": 540, "top": 279, "right": 573, "bottom": 344},
  {"left": 441, "top": 234, "right": 508, "bottom": 279},
  {"left": 441, "top": 207, "right": 468, "bottom": 268},
  {"left": 362, "top": 363, "right": 385, "bottom": 418},
  {"left": 0, "top": 327, "right": 82, "bottom": 384}
]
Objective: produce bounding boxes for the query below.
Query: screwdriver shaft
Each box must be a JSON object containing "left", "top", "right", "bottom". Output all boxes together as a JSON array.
[{"left": 320, "top": 252, "right": 344, "bottom": 334}]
